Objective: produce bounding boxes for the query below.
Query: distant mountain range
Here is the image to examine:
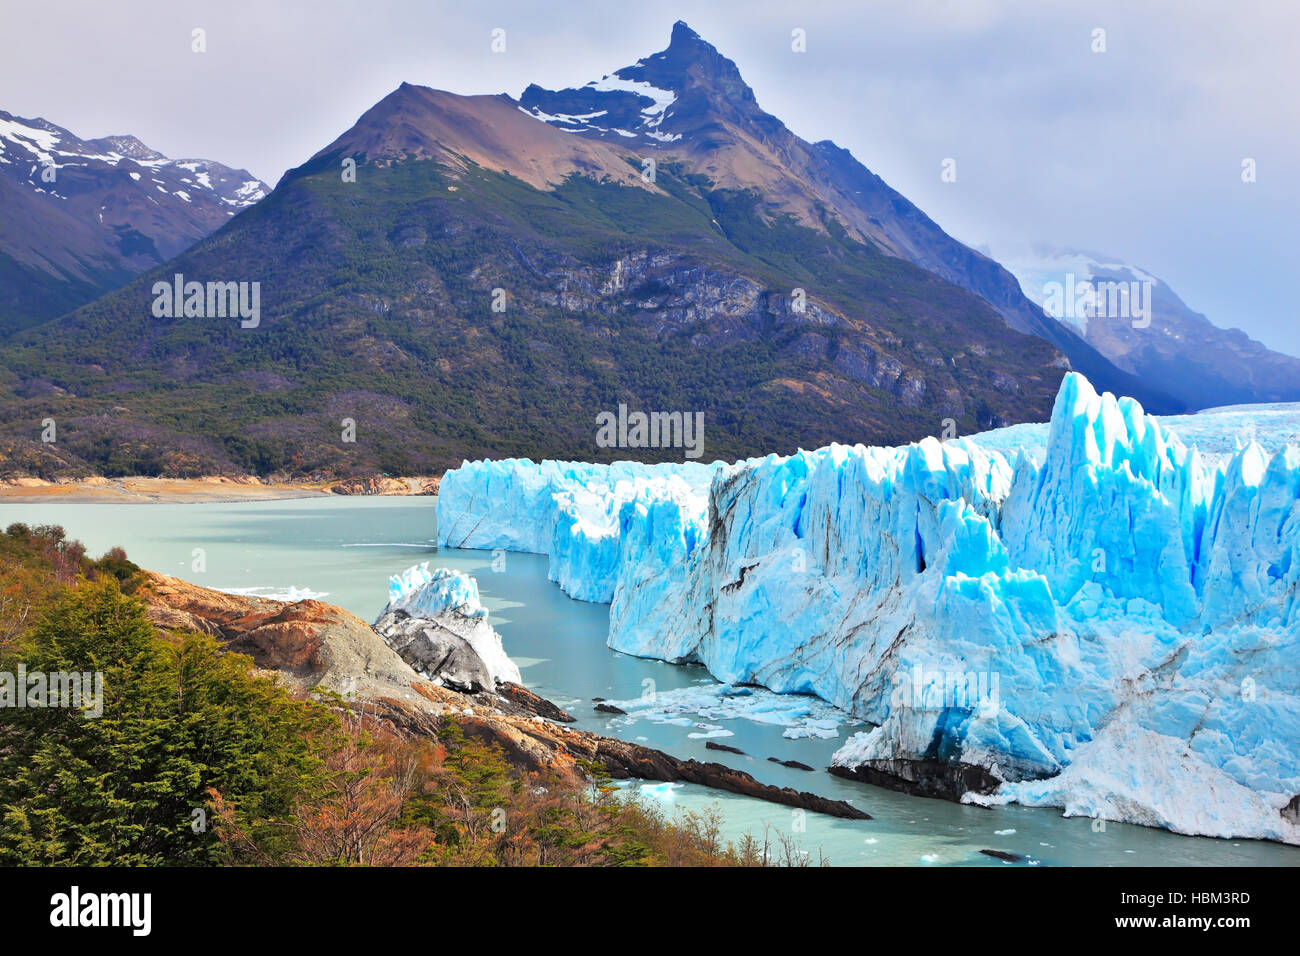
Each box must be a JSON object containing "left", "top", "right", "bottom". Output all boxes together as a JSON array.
[
  {"left": 1001, "top": 246, "right": 1300, "bottom": 408},
  {"left": 0, "top": 21, "right": 1285, "bottom": 480},
  {"left": 0, "top": 110, "right": 266, "bottom": 331}
]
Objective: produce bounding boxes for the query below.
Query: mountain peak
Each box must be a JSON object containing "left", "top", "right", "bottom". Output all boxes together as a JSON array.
[
  {"left": 89, "top": 134, "right": 165, "bottom": 162},
  {"left": 0, "top": 109, "right": 266, "bottom": 209},
  {"left": 518, "top": 22, "right": 757, "bottom": 144},
  {"left": 295, "top": 84, "right": 656, "bottom": 193},
  {"left": 668, "top": 20, "right": 703, "bottom": 48},
  {"left": 642, "top": 21, "right": 748, "bottom": 94}
]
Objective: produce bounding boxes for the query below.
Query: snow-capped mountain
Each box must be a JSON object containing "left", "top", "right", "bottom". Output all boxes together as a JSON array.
[
  {"left": 1001, "top": 245, "right": 1300, "bottom": 408},
  {"left": 0, "top": 109, "right": 267, "bottom": 330},
  {"left": 518, "top": 28, "right": 718, "bottom": 145},
  {"left": 0, "top": 22, "right": 1185, "bottom": 478},
  {"left": 518, "top": 22, "right": 1167, "bottom": 410},
  {"left": 0, "top": 112, "right": 266, "bottom": 211}
]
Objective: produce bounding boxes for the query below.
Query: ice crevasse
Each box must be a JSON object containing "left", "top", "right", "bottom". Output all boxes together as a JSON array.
[{"left": 436, "top": 373, "right": 1300, "bottom": 843}]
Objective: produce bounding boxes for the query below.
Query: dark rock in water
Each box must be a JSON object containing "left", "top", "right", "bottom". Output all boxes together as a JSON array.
[
  {"left": 373, "top": 608, "right": 495, "bottom": 693},
  {"left": 830, "top": 757, "right": 1003, "bottom": 802},
  {"left": 495, "top": 682, "right": 576, "bottom": 722},
  {"left": 768, "top": 757, "right": 815, "bottom": 771},
  {"left": 1282, "top": 794, "right": 1300, "bottom": 825},
  {"left": 706, "top": 741, "right": 746, "bottom": 755},
  {"left": 980, "top": 848, "right": 1029, "bottom": 864},
  {"left": 594, "top": 702, "right": 627, "bottom": 715},
  {"left": 584, "top": 746, "right": 871, "bottom": 820}
]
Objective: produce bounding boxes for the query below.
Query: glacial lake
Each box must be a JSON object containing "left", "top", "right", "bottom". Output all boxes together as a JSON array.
[{"left": 4, "top": 496, "right": 1298, "bottom": 867}]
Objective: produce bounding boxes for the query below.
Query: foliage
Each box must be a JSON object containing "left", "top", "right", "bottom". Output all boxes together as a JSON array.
[
  {"left": 0, "top": 528, "right": 797, "bottom": 866},
  {"left": 0, "top": 576, "right": 340, "bottom": 865},
  {"left": 0, "top": 158, "right": 1063, "bottom": 479},
  {"left": 0, "top": 523, "right": 144, "bottom": 651}
]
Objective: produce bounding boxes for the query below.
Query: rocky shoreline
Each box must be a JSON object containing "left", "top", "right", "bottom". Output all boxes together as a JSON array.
[
  {"left": 830, "top": 759, "right": 1001, "bottom": 803},
  {"left": 141, "top": 571, "right": 869, "bottom": 821}
]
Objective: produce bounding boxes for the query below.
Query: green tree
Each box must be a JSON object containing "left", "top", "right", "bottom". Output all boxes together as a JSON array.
[{"left": 0, "top": 578, "right": 341, "bottom": 865}]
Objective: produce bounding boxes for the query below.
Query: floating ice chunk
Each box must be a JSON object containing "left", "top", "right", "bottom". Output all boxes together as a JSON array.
[{"left": 598, "top": 682, "right": 852, "bottom": 740}]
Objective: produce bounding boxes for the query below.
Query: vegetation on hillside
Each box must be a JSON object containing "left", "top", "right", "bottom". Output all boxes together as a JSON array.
[
  {"left": 0, "top": 157, "right": 1063, "bottom": 479},
  {"left": 0, "top": 526, "right": 810, "bottom": 866}
]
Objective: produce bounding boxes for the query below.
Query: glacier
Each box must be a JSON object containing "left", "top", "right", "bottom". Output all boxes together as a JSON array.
[
  {"left": 435, "top": 373, "right": 1300, "bottom": 843},
  {"left": 436, "top": 458, "right": 719, "bottom": 603}
]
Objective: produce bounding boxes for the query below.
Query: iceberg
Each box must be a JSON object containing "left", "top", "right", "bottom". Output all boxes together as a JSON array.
[
  {"left": 386, "top": 561, "right": 486, "bottom": 617},
  {"left": 374, "top": 563, "right": 521, "bottom": 691},
  {"left": 436, "top": 374, "right": 1300, "bottom": 843}
]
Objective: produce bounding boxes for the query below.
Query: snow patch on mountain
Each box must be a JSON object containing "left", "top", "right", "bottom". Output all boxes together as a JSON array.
[
  {"left": 588, "top": 75, "right": 675, "bottom": 113},
  {"left": 1000, "top": 246, "right": 1162, "bottom": 336},
  {"left": 520, "top": 66, "right": 682, "bottom": 142},
  {"left": 0, "top": 110, "right": 267, "bottom": 210}
]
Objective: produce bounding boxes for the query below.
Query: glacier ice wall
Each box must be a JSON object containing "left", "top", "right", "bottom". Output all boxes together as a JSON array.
[
  {"left": 436, "top": 374, "right": 1300, "bottom": 843},
  {"left": 437, "top": 458, "right": 719, "bottom": 602}
]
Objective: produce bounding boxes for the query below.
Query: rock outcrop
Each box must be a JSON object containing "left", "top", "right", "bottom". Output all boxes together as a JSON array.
[
  {"left": 139, "top": 571, "right": 868, "bottom": 820},
  {"left": 329, "top": 476, "right": 440, "bottom": 496}
]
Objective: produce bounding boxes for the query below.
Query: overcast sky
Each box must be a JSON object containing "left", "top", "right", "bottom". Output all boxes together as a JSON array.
[{"left": 6, "top": 0, "right": 1297, "bottom": 355}]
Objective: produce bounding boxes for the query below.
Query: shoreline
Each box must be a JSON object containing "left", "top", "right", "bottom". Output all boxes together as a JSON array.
[
  {"left": 0, "top": 474, "right": 440, "bottom": 504},
  {"left": 143, "top": 570, "right": 869, "bottom": 822}
]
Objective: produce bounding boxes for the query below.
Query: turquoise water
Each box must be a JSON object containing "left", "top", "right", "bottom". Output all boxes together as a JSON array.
[{"left": 3, "top": 496, "right": 1297, "bottom": 867}]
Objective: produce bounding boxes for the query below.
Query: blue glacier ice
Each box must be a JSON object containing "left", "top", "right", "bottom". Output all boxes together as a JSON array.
[
  {"left": 438, "top": 459, "right": 720, "bottom": 602},
  {"left": 436, "top": 374, "right": 1300, "bottom": 843},
  {"left": 387, "top": 561, "right": 486, "bottom": 617}
]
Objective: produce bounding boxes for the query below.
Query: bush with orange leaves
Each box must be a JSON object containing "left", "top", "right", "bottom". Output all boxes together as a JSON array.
[{"left": 210, "top": 712, "right": 776, "bottom": 867}]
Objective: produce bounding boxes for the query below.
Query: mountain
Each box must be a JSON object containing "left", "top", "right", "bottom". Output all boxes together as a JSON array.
[
  {"left": 0, "top": 110, "right": 267, "bottom": 331},
  {"left": 0, "top": 24, "right": 1155, "bottom": 479},
  {"left": 307, "top": 84, "right": 655, "bottom": 193},
  {"left": 520, "top": 21, "right": 1169, "bottom": 410},
  {"left": 1000, "top": 246, "right": 1300, "bottom": 409}
]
